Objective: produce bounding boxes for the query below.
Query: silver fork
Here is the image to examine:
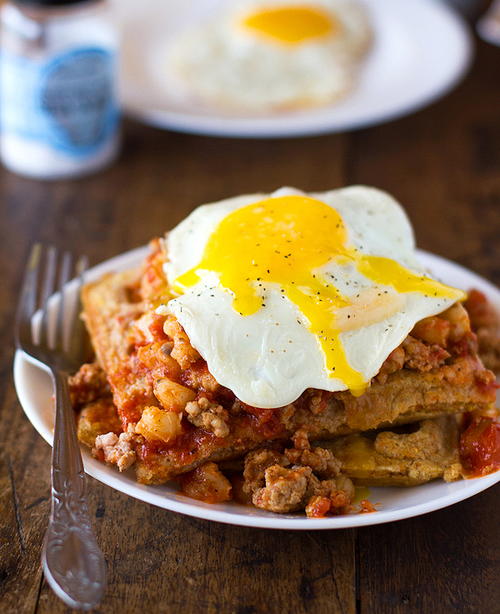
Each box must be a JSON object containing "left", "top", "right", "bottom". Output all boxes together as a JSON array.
[{"left": 15, "top": 244, "right": 106, "bottom": 611}]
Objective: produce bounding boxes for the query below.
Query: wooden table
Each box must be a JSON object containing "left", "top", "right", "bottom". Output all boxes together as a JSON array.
[{"left": 1, "top": 34, "right": 499, "bottom": 614}]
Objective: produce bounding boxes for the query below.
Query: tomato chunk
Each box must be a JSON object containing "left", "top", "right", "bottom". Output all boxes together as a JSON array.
[
  {"left": 305, "top": 496, "right": 331, "bottom": 518},
  {"left": 460, "top": 417, "right": 500, "bottom": 477}
]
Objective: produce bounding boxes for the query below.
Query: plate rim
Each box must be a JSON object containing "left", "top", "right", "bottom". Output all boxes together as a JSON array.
[
  {"left": 118, "top": 0, "right": 474, "bottom": 138},
  {"left": 13, "top": 246, "right": 500, "bottom": 530}
]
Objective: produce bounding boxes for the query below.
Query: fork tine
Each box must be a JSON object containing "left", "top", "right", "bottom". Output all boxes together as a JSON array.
[
  {"left": 39, "top": 246, "right": 57, "bottom": 349},
  {"left": 15, "top": 243, "right": 43, "bottom": 349},
  {"left": 67, "top": 255, "right": 90, "bottom": 364},
  {"left": 54, "top": 251, "right": 72, "bottom": 353},
  {"left": 76, "top": 254, "right": 89, "bottom": 279}
]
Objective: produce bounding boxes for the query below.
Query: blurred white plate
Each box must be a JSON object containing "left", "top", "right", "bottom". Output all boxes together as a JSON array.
[
  {"left": 13, "top": 246, "right": 500, "bottom": 529},
  {"left": 477, "top": 0, "right": 500, "bottom": 46},
  {"left": 114, "top": 0, "right": 473, "bottom": 137}
]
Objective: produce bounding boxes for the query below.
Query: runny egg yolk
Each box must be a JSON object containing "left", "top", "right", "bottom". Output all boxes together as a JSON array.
[
  {"left": 242, "top": 6, "right": 336, "bottom": 44},
  {"left": 173, "top": 196, "right": 464, "bottom": 395}
]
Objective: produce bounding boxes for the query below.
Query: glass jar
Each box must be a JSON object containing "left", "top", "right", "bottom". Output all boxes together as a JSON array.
[{"left": 0, "top": 0, "right": 120, "bottom": 179}]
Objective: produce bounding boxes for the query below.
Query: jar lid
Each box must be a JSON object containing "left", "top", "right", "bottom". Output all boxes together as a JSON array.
[{"left": 14, "top": 0, "right": 95, "bottom": 7}]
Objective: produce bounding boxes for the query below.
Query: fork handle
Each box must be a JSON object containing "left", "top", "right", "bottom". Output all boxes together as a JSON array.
[{"left": 42, "top": 369, "right": 106, "bottom": 611}]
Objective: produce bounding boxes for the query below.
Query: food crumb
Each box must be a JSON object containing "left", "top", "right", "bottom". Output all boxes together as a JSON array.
[{"left": 358, "top": 499, "right": 379, "bottom": 514}]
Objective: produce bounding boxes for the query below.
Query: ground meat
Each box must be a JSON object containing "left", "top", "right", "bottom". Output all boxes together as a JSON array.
[
  {"left": 464, "top": 289, "right": 500, "bottom": 373},
  {"left": 163, "top": 315, "right": 201, "bottom": 369},
  {"left": 228, "top": 474, "right": 253, "bottom": 505},
  {"left": 328, "top": 475, "right": 355, "bottom": 505},
  {"left": 284, "top": 446, "right": 342, "bottom": 479},
  {"left": 401, "top": 336, "right": 450, "bottom": 372},
  {"left": 376, "top": 347, "right": 405, "bottom": 384},
  {"left": 274, "top": 403, "right": 296, "bottom": 431},
  {"left": 291, "top": 427, "right": 310, "bottom": 450},
  {"left": 475, "top": 329, "right": 500, "bottom": 373},
  {"left": 69, "top": 362, "right": 110, "bottom": 408},
  {"left": 93, "top": 431, "right": 137, "bottom": 471},
  {"left": 243, "top": 448, "right": 289, "bottom": 494},
  {"left": 243, "top": 432, "right": 353, "bottom": 515},
  {"left": 287, "top": 430, "right": 343, "bottom": 477},
  {"left": 305, "top": 476, "right": 355, "bottom": 518},
  {"left": 185, "top": 396, "right": 230, "bottom": 438},
  {"left": 377, "top": 303, "right": 477, "bottom": 383},
  {"left": 252, "top": 465, "right": 318, "bottom": 513},
  {"left": 308, "top": 392, "right": 329, "bottom": 415},
  {"left": 252, "top": 466, "right": 354, "bottom": 515},
  {"left": 465, "top": 289, "right": 499, "bottom": 330}
]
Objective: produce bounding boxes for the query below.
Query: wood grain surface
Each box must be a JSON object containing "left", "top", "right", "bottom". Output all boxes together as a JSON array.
[{"left": 0, "top": 36, "right": 499, "bottom": 614}]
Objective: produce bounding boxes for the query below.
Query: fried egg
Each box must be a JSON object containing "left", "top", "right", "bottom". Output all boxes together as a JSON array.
[
  {"left": 161, "top": 186, "right": 464, "bottom": 408},
  {"left": 165, "top": 0, "right": 371, "bottom": 112}
]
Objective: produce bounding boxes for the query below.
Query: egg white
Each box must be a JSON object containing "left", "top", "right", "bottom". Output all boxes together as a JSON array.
[
  {"left": 164, "top": 0, "right": 372, "bottom": 112},
  {"left": 162, "top": 186, "right": 459, "bottom": 409}
]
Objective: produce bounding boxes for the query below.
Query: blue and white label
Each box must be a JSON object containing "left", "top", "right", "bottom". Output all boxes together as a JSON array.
[{"left": 0, "top": 47, "right": 119, "bottom": 157}]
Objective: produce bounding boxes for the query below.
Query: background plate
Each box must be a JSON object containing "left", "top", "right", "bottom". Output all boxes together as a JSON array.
[
  {"left": 114, "top": 0, "right": 473, "bottom": 137},
  {"left": 13, "top": 247, "right": 500, "bottom": 529}
]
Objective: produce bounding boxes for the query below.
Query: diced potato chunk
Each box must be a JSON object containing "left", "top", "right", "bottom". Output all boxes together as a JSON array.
[
  {"left": 412, "top": 316, "right": 451, "bottom": 347},
  {"left": 135, "top": 406, "right": 183, "bottom": 443},
  {"left": 153, "top": 378, "right": 195, "bottom": 411},
  {"left": 440, "top": 303, "right": 470, "bottom": 342}
]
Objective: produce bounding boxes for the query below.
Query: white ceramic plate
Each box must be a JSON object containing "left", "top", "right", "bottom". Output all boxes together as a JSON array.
[
  {"left": 114, "top": 0, "right": 473, "bottom": 138},
  {"left": 14, "top": 247, "right": 500, "bottom": 529}
]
